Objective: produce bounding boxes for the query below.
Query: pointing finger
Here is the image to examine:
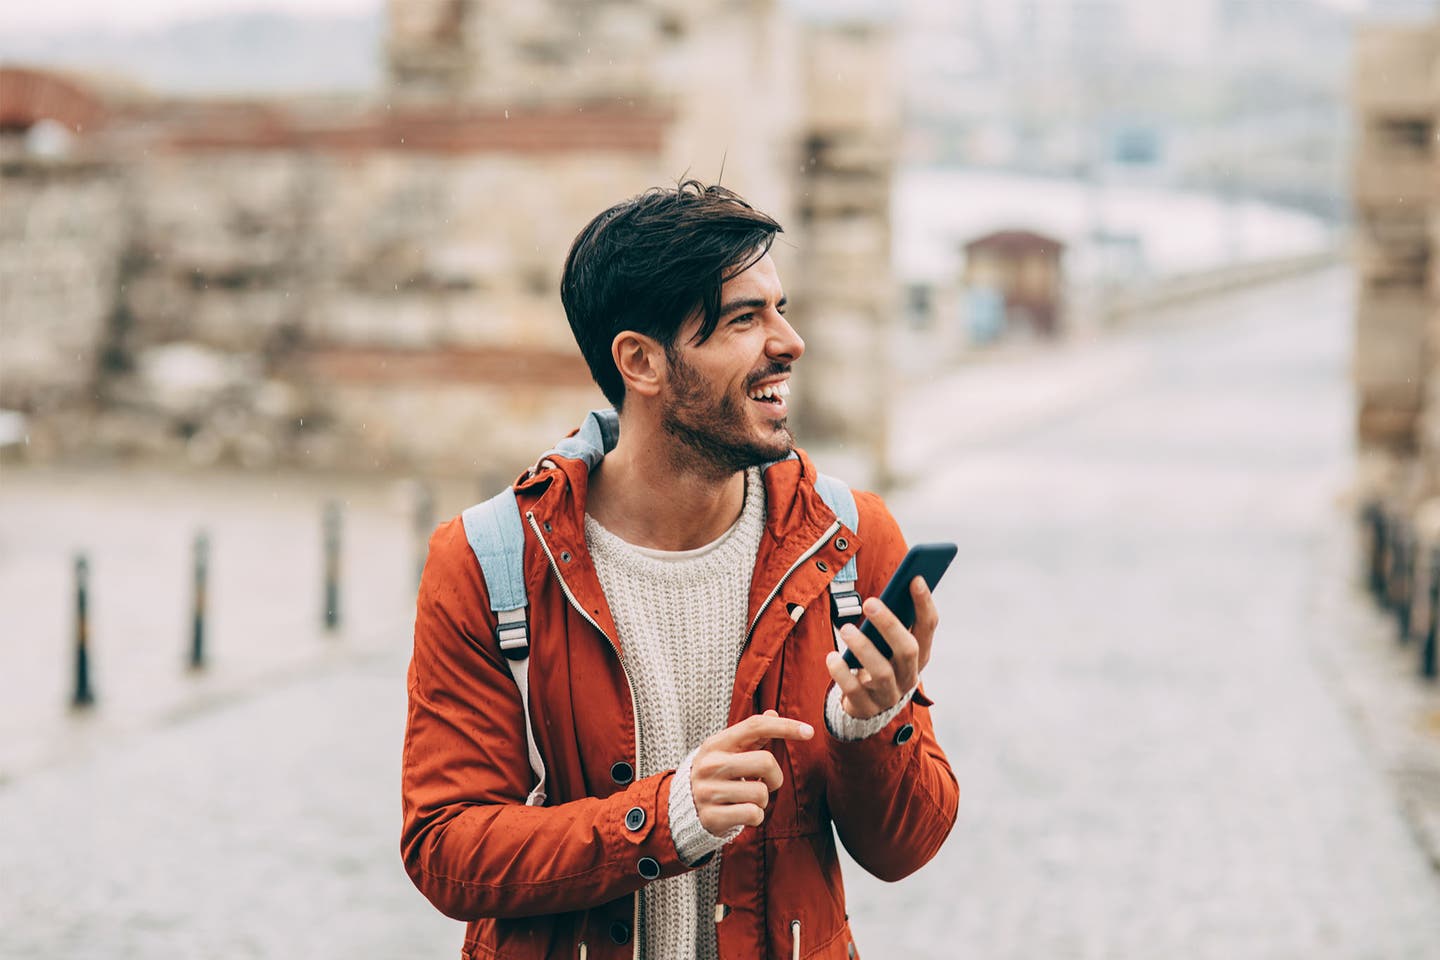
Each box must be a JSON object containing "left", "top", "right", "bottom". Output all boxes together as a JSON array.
[{"left": 715, "top": 714, "right": 814, "bottom": 750}]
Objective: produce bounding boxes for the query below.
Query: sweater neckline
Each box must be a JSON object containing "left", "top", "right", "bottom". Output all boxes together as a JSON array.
[{"left": 584, "top": 467, "right": 763, "bottom": 565}]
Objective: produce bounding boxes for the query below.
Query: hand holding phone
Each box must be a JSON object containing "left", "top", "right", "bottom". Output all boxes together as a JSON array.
[{"left": 840, "top": 542, "right": 956, "bottom": 670}]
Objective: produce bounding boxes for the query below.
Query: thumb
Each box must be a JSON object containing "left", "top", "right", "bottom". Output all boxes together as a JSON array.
[{"left": 763, "top": 709, "right": 778, "bottom": 718}]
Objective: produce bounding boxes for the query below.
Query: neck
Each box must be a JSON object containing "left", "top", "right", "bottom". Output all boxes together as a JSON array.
[{"left": 587, "top": 413, "right": 748, "bottom": 551}]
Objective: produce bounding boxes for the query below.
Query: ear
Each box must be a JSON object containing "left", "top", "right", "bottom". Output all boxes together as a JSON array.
[{"left": 611, "top": 331, "right": 665, "bottom": 400}]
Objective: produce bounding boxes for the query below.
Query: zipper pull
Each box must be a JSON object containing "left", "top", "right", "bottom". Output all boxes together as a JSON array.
[
  {"left": 578, "top": 941, "right": 587, "bottom": 960},
  {"left": 791, "top": 919, "right": 801, "bottom": 960}
]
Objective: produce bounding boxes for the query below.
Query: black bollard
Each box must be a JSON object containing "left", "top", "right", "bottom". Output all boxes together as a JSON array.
[
  {"left": 1377, "top": 511, "right": 1394, "bottom": 611},
  {"left": 1398, "top": 528, "right": 1416, "bottom": 641},
  {"left": 323, "top": 500, "right": 342, "bottom": 631},
  {"left": 1365, "top": 503, "right": 1386, "bottom": 601},
  {"left": 1385, "top": 515, "right": 1406, "bottom": 615},
  {"left": 1424, "top": 548, "right": 1440, "bottom": 681},
  {"left": 72, "top": 554, "right": 94, "bottom": 708},
  {"left": 190, "top": 532, "right": 209, "bottom": 670},
  {"left": 414, "top": 481, "right": 435, "bottom": 586}
]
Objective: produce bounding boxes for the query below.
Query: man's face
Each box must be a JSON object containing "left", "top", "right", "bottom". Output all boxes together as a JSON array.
[{"left": 659, "top": 253, "right": 805, "bottom": 476}]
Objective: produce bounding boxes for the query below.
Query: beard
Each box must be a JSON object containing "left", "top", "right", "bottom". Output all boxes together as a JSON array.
[{"left": 660, "top": 348, "right": 795, "bottom": 479}]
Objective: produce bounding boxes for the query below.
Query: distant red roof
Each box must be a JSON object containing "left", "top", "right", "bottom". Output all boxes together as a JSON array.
[
  {"left": 0, "top": 66, "right": 670, "bottom": 157},
  {"left": 158, "top": 103, "right": 671, "bottom": 155},
  {"left": 290, "top": 345, "right": 593, "bottom": 387},
  {"left": 0, "top": 66, "right": 107, "bottom": 134},
  {"left": 964, "top": 229, "right": 1066, "bottom": 256}
]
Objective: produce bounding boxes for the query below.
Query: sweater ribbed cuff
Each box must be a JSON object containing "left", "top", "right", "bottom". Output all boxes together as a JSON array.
[
  {"left": 669, "top": 746, "right": 743, "bottom": 866},
  {"left": 825, "top": 682, "right": 917, "bottom": 741}
]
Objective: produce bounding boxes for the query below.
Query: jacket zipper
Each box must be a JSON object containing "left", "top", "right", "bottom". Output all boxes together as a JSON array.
[
  {"left": 526, "top": 511, "right": 643, "bottom": 960},
  {"left": 736, "top": 520, "right": 842, "bottom": 671},
  {"left": 791, "top": 918, "right": 802, "bottom": 960},
  {"left": 577, "top": 942, "right": 587, "bottom": 960}
]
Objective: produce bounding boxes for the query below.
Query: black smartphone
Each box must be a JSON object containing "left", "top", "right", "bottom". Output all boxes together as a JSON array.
[{"left": 841, "top": 542, "right": 957, "bottom": 670}]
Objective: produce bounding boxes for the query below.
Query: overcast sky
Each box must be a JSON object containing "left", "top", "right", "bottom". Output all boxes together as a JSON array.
[
  {"left": 1, "top": 0, "right": 1371, "bottom": 34},
  {"left": 0, "top": 0, "right": 381, "bottom": 33}
]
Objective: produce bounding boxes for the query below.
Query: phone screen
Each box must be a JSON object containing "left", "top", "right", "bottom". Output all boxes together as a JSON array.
[{"left": 842, "top": 542, "right": 956, "bottom": 668}]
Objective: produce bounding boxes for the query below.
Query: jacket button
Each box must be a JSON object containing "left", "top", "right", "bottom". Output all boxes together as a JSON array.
[
  {"left": 816, "top": 559, "right": 829, "bottom": 572},
  {"left": 609, "top": 921, "right": 631, "bottom": 945},
  {"left": 624, "top": 806, "right": 646, "bottom": 831},
  {"left": 637, "top": 856, "right": 661, "bottom": 880},
  {"left": 893, "top": 723, "right": 915, "bottom": 745},
  {"left": 610, "top": 761, "right": 634, "bottom": 785},
  {"left": 835, "top": 537, "right": 848, "bottom": 551},
  {"left": 560, "top": 550, "right": 572, "bottom": 562}
]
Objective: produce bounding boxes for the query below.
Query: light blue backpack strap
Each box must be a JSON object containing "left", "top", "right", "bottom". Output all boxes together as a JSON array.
[
  {"left": 461, "top": 487, "right": 529, "bottom": 618},
  {"left": 812, "top": 472, "right": 863, "bottom": 632},
  {"left": 813, "top": 472, "right": 859, "bottom": 585},
  {"left": 540, "top": 408, "right": 620, "bottom": 471},
  {"left": 460, "top": 487, "right": 547, "bottom": 806}
]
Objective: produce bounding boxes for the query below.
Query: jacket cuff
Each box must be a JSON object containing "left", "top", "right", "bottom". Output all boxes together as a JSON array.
[
  {"left": 668, "top": 746, "right": 742, "bottom": 865},
  {"left": 824, "top": 682, "right": 917, "bottom": 741}
]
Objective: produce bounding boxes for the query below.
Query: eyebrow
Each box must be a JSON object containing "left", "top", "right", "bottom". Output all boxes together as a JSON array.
[{"left": 719, "top": 295, "right": 787, "bottom": 316}]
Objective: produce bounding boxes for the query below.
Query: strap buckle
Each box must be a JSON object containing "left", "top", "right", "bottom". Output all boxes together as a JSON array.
[
  {"left": 829, "top": 587, "right": 863, "bottom": 628},
  {"left": 496, "top": 609, "right": 530, "bottom": 661}
]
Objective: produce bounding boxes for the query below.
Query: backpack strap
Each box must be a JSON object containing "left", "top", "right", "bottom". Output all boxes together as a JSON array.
[
  {"left": 461, "top": 488, "right": 547, "bottom": 807},
  {"left": 529, "top": 407, "right": 621, "bottom": 476},
  {"left": 811, "top": 472, "right": 864, "bottom": 630}
]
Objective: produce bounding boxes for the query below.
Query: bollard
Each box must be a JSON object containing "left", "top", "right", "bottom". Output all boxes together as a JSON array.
[
  {"left": 1385, "top": 515, "right": 1407, "bottom": 616},
  {"left": 72, "top": 554, "right": 94, "bottom": 708},
  {"left": 414, "top": 481, "right": 435, "bottom": 586},
  {"left": 323, "top": 500, "right": 342, "bottom": 631},
  {"left": 1397, "top": 527, "right": 1415, "bottom": 641},
  {"left": 1365, "top": 503, "right": 1386, "bottom": 601},
  {"left": 190, "top": 532, "right": 209, "bottom": 670},
  {"left": 1377, "top": 511, "right": 1395, "bottom": 611},
  {"left": 1424, "top": 548, "right": 1440, "bottom": 681}
]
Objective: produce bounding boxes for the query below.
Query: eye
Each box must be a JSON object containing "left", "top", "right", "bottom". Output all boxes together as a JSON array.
[{"left": 729, "top": 313, "right": 756, "bottom": 326}]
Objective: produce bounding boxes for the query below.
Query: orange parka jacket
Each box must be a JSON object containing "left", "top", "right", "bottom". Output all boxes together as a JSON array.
[{"left": 401, "top": 441, "right": 959, "bottom": 960}]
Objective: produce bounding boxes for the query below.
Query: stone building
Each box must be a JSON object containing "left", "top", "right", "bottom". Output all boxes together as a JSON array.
[
  {"left": 1352, "top": 21, "right": 1435, "bottom": 463},
  {"left": 0, "top": 0, "right": 898, "bottom": 482},
  {"left": 1351, "top": 17, "right": 1440, "bottom": 674}
]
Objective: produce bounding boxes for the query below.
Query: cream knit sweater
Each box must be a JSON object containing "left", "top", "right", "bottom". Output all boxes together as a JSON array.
[{"left": 585, "top": 468, "right": 909, "bottom": 959}]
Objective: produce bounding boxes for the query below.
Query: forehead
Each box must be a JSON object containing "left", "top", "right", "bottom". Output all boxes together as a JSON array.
[{"left": 722, "top": 252, "right": 783, "bottom": 301}]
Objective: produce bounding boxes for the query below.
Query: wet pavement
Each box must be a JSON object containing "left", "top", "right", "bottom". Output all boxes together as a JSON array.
[{"left": 2, "top": 267, "right": 1438, "bottom": 958}]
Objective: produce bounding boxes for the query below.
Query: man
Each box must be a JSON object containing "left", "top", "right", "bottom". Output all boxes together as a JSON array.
[{"left": 402, "top": 181, "right": 958, "bottom": 959}]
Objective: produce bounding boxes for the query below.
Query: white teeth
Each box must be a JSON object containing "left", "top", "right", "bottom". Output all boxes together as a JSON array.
[{"left": 749, "top": 381, "right": 790, "bottom": 401}]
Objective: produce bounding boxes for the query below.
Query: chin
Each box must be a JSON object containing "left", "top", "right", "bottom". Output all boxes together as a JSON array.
[{"left": 758, "top": 422, "right": 796, "bottom": 457}]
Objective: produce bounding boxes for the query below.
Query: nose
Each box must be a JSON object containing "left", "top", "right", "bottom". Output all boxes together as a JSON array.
[{"left": 767, "top": 311, "right": 804, "bottom": 363}]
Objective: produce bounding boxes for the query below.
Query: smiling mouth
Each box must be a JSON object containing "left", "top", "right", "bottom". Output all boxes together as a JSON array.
[{"left": 747, "top": 380, "right": 790, "bottom": 406}]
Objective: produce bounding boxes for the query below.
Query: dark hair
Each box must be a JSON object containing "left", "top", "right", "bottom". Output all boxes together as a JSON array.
[{"left": 560, "top": 179, "right": 782, "bottom": 408}]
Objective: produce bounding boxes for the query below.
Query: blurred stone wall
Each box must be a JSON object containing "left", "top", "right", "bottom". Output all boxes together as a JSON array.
[
  {"left": 1352, "top": 22, "right": 1436, "bottom": 463},
  {"left": 0, "top": 135, "right": 127, "bottom": 448},
  {"left": 1, "top": 2, "right": 898, "bottom": 481},
  {"left": 1351, "top": 18, "right": 1440, "bottom": 662}
]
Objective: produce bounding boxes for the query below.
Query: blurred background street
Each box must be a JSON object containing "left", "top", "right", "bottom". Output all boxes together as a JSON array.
[{"left": 4, "top": 1, "right": 1440, "bottom": 958}]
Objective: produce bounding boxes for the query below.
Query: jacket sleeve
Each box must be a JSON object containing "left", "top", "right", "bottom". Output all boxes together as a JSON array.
[
  {"left": 824, "top": 491, "right": 960, "bottom": 882},
  {"left": 400, "top": 517, "right": 689, "bottom": 921}
]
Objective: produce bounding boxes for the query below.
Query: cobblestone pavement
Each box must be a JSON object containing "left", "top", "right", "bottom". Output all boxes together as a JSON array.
[
  {"left": 3, "top": 268, "right": 1439, "bottom": 958},
  {"left": 835, "top": 267, "right": 1440, "bottom": 959}
]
